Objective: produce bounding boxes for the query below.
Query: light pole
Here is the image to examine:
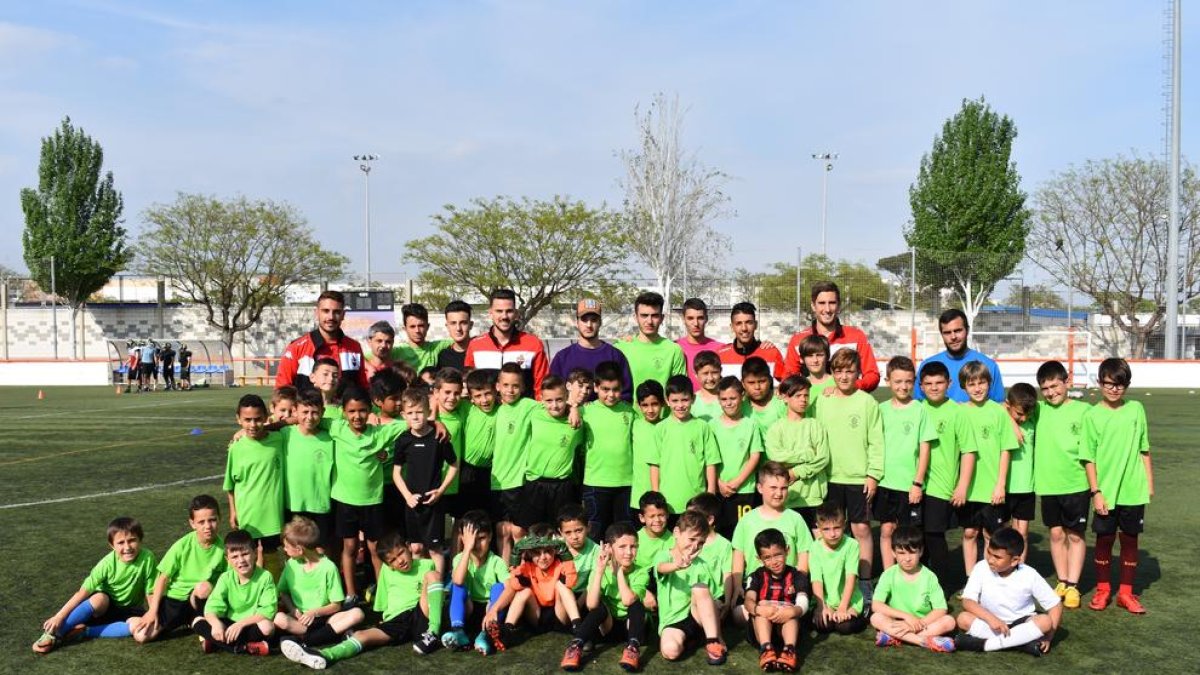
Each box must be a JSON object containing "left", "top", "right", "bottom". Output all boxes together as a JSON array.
[
  {"left": 48, "top": 255, "right": 58, "bottom": 359},
  {"left": 812, "top": 153, "right": 838, "bottom": 256},
  {"left": 354, "top": 154, "right": 379, "bottom": 288}
]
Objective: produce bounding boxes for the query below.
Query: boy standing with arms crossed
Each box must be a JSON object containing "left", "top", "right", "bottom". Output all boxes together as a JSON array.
[{"left": 875, "top": 358, "right": 937, "bottom": 570}]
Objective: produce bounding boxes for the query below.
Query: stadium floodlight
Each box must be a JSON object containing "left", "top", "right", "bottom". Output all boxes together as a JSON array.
[
  {"left": 811, "top": 153, "right": 839, "bottom": 256},
  {"left": 354, "top": 154, "right": 380, "bottom": 287}
]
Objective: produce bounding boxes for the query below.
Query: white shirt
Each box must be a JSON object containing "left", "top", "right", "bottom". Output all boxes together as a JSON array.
[{"left": 962, "top": 560, "right": 1061, "bottom": 623}]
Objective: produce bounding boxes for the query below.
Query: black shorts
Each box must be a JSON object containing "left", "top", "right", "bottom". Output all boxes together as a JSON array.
[
  {"left": 156, "top": 596, "right": 203, "bottom": 633},
  {"left": 873, "top": 487, "right": 922, "bottom": 526},
  {"left": 181, "top": 367, "right": 191, "bottom": 380},
  {"left": 1040, "top": 492, "right": 1090, "bottom": 533},
  {"left": 792, "top": 506, "right": 818, "bottom": 530},
  {"left": 450, "top": 462, "right": 492, "bottom": 517},
  {"left": 382, "top": 484, "right": 408, "bottom": 535},
  {"left": 140, "top": 363, "right": 155, "bottom": 377},
  {"left": 491, "top": 487, "right": 524, "bottom": 523},
  {"left": 536, "top": 604, "right": 564, "bottom": 632},
  {"left": 377, "top": 608, "right": 428, "bottom": 645},
  {"left": 516, "top": 478, "right": 577, "bottom": 529},
  {"left": 718, "top": 493, "right": 758, "bottom": 539},
  {"left": 285, "top": 511, "right": 334, "bottom": 549},
  {"left": 1092, "top": 504, "right": 1145, "bottom": 536},
  {"left": 922, "top": 495, "right": 957, "bottom": 534},
  {"left": 96, "top": 604, "right": 144, "bottom": 624},
  {"left": 958, "top": 502, "right": 1009, "bottom": 534},
  {"left": 663, "top": 615, "right": 705, "bottom": 642},
  {"left": 332, "top": 500, "right": 385, "bottom": 540},
  {"left": 581, "top": 485, "right": 633, "bottom": 541},
  {"left": 825, "top": 483, "right": 871, "bottom": 524},
  {"left": 1006, "top": 492, "right": 1036, "bottom": 522},
  {"left": 255, "top": 533, "right": 281, "bottom": 553},
  {"left": 405, "top": 504, "right": 447, "bottom": 547}
]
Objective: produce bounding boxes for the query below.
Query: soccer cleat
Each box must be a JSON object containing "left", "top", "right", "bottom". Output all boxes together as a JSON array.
[
  {"left": 1053, "top": 581, "right": 1067, "bottom": 598},
  {"left": 875, "top": 631, "right": 903, "bottom": 648},
  {"left": 199, "top": 636, "right": 216, "bottom": 654},
  {"left": 281, "top": 637, "right": 328, "bottom": 670},
  {"left": 758, "top": 646, "right": 778, "bottom": 671},
  {"left": 1063, "top": 586, "right": 1081, "bottom": 609},
  {"left": 1017, "top": 640, "right": 1045, "bottom": 658},
  {"left": 473, "top": 630, "right": 493, "bottom": 655},
  {"left": 926, "top": 636, "right": 956, "bottom": 653},
  {"left": 775, "top": 647, "right": 798, "bottom": 672},
  {"left": 1116, "top": 593, "right": 1147, "bottom": 615},
  {"left": 954, "top": 634, "right": 987, "bottom": 652},
  {"left": 560, "top": 640, "right": 584, "bottom": 671},
  {"left": 485, "top": 621, "right": 509, "bottom": 652},
  {"left": 705, "top": 641, "right": 727, "bottom": 666},
  {"left": 341, "top": 594, "right": 361, "bottom": 610},
  {"left": 442, "top": 628, "right": 470, "bottom": 650},
  {"left": 245, "top": 640, "right": 270, "bottom": 656},
  {"left": 619, "top": 642, "right": 641, "bottom": 672},
  {"left": 32, "top": 632, "right": 59, "bottom": 654},
  {"left": 413, "top": 631, "right": 442, "bottom": 655},
  {"left": 1089, "top": 587, "right": 1112, "bottom": 611}
]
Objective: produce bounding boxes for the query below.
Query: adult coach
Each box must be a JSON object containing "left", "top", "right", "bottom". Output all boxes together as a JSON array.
[
  {"left": 464, "top": 288, "right": 548, "bottom": 397},
  {"left": 717, "top": 302, "right": 786, "bottom": 380},
  {"left": 276, "top": 290, "right": 368, "bottom": 391},
  {"left": 783, "top": 281, "right": 880, "bottom": 391},
  {"left": 676, "top": 297, "right": 725, "bottom": 388},
  {"left": 435, "top": 300, "right": 474, "bottom": 372},
  {"left": 914, "top": 308, "right": 1004, "bottom": 403},
  {"left": 616, "top": 291, "right": 686, "bottom": 392},
  {"left": 549, "top": 299, "right": 634, "bottom": 401}
]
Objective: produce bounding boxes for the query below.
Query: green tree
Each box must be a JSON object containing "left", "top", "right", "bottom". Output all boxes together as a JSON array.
[
  {"left": 21, "top": 117, "right": 128, "bottom": 358},
  {"left": 907, "top": 97, "right": 1031, "bottom": 325},
  {"left": 1000, "top": 284, "right": 1065, "bottom": 309},
  {"left": 139, "top": 194, "right": 347, "bottom": 352},
  {"left": 406, "top": 196, "right": 632, "bottom": 324},
  {"left": 742, "top": 255, "right": 894, "bottom": 313}
]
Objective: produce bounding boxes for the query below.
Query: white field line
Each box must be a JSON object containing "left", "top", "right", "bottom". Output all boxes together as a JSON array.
[
  {"left": 4, "top": 399, "right": 187, "bottom": 420},
  {"left": 0, "top": 474, "right": 222, "bottom": 510}
]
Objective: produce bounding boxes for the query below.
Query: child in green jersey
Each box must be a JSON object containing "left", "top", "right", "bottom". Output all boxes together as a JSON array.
[
  {"left": 869, "top": 526, "right": 955, "bottom": 652},
  {"left": 281, "top": 531, "right": 446, "bottom": 668},
  {"left": 444, "top": 511, "right": 510, "bottom": 653},
  {"left": 281, "top": 389, "right": 335, "bottom": 552},
  {"left": 192, "top": 530, "right": 277, "bottom": 656},
  {"left": 814, "top": 348, "right": 883, "bottom": 600},
  {"left": 458, "top": 369, "right": 499, "bottom": 516},
  {"left": 134, "top": 495, "right": 225, "bottom": 643},
  {"left": 743, "top": 528, "right": 809, "bottom": 672},
  {"left": 655, "top": 511, "right": 726, "bottom": 665},
  {"left": 274, "top": 517, "right": 363, "bottom": 647},
  {"left": 634, "top": 491, "right": 675, "bottom": 568},
  {"left": 649, "top": 375, "right": 719, "bottom": 516},
  {"left": 559, "top": 505, "right": 600, "bottom": 600},
  {"left": 310, "top": 358, "right": 343, "bottom": 419},
  {"left": 957, "top": 361, "right": 1018, "bottom": 579},
  {"left": 797, "top": 335, "right": 833, "bottom": 417},
  {"left": 492, "top": 362, "right": 539, "bottom": 563},
  {"left": 691, "top": 350, "right": 724, "bottom": 422},
  {"left": 809, "top": 503, "right": 866, "bottom": 635},
  {"left": 432, "top": 368, "right": 467, "bottom": 518},
  {"left": 270, "top": 386, "right": 298, "bottom": 424},
  {"left": 686, "top": 492, "right": 736, "bottom": 619},
  {"left": 560, "top": 522, "right": 652, "bottom": 672},
  {"left": 580, "top": 361, "right": 636, "bottom": 540},
  {"left": 1084, "top": 358, "right": 1154, "bottom": 615},
  {"left": 368, "top": 367, "right": 408, "bottom": 425},
  {"left": 766, "top": 375, "right": 830, "bottom": 526},
  {"left": 742, "top": 357, "right": 787, "bottom": 429},
  {"left": 630, "top": 380, "right": 666, "bottom": 510},
  {"left": 712, "top": 376, "right": 764, "bottom": 538},
  {"left": 1033, "top": 360, "right": 1091, "bottom": 609},
  {"left": 1003, "top": 384, "right": 1038, "bottom": 551},
  {"left": 224, "top": 394, "right": 285, "bottom": 577},
  {"left": 32, "top": 517, "right": 156, "bottom": 652},
  {"left": 518, "top": 376, "right": 583, "bottom": 530},
  {"left": 876, "top": 358, "right": 937, "bottom": 571}
]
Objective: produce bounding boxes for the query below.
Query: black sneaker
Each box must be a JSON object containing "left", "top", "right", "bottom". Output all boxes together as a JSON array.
[
  {"left": 413, "top": 631, "right": 442, "bottom": 655},
  {"left": 1017, "top": 639, "right": 1046, "bottom": 658},
  {"left": 954, "top": 634, "right": 987, "bottom": 652}
]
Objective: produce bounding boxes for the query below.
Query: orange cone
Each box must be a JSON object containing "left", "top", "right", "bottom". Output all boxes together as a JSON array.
[{"left": 37, "top": 389, "right": 45, "bottom": 400}]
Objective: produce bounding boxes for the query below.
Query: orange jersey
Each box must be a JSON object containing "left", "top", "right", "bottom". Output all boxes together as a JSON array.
[{"left": 505, "top": 559, "right": 578, "bottom": 607}]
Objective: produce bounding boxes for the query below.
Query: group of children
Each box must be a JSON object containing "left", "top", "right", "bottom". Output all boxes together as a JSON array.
[{"left": 35, "top": 326, "right": 1153, "bottom": 671}]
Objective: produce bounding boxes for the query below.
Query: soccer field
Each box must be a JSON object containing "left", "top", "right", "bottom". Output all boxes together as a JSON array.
[{"left": 1, "top": 386, "right": 1197, "bottom": 675}]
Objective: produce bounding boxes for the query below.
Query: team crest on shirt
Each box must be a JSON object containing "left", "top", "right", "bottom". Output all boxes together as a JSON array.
[
  {"left": 654, "top": 357, "right": 663, "bottom": 369},
  {"left": 785, "top": 583, "right": 796, "bottom": 596},
  {"left": 1070, "top": 422, "right": 1081, "bottom": 436},
  {"left": 936, "top": 420, "right": 946, "bottom": 434},
  {"left": 981, "top": 426, "right": 991, "bottom": 440},
  {"left": 903, "top": 421, "right": 913, "bottom": 435},
  {"left": 689, "top": 441, "right": 697, "bottom": 455},
  {"left": 507, "top": 421, "right": 516, "bottom": 434},
  {"left": 375, "top": 450, "right": 388, "bottom": 462},
  {"left": 622, "top": 413, "right": 632, "bottom": 426},
  {"left": 849, "top": 414, "right": 860, "bottom": 429},
  {"left": 559, "top": 435, "right": 569, "bottom": 447}
]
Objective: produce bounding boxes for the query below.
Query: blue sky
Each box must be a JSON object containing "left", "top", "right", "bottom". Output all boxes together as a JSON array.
[{"left": 1, "top": 0, "right": 1196, "bottom": 285}]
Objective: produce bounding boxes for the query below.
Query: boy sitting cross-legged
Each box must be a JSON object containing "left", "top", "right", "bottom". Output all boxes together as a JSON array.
[
  {"left": 273, "top": 516, "right": 364, "bottom": 648},
  {"left": 869, "top": 525, "right": 955, "bottom": 652},
  {"left": 192, "top": 529, "right": 277, "bottom": 656}
]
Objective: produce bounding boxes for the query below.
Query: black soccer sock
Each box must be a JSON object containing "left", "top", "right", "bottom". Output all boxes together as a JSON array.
[
  {"left": 305, "top": 623, "right": 340, "bottom": 647},
  {"left": 625, "top": 601, "right": 646, "bottom": 645},
  {"left": 231, "top": 625, "right": 267, "bottom": 649},
  {"left": 193, "top": 619, "right": 236, "bottom": 653},
  {"left": 706, "top": 637, "right": 721, "bottom": 645},
  {"left": 573, "top": 605, "right": 609, "bottom": 642}
]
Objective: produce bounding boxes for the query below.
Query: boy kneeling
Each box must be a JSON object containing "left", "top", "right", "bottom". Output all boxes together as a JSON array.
[
  {"left": 743, "top": 528, "right": 809, "bottom": 673},
  {"left": 869, "top": 525, "right": 955, "bottom": 652}
]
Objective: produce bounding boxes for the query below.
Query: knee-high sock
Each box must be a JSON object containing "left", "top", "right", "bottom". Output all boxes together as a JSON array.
[
  {"left": 573, "top": 604, "right": 610, "bottom": 642},
  {"left": 1118, "top": 532, "right": 1139, "bottom": 594},
  {"left": 488, "top": 582, "right": 507, "bottom": 622},
  {"left": 84, "top": 621, "right": 132, "bottom": 639},
  {"left": 626, "top": 601, "right": 647, "bottom": 645},
  {"left": 193, "top": 619, "right": 236, "bottom": 653},
  {"left": 984, "top": 621, "right": 1044, "bottom": 651},
  {"left": 319, "top": 636, "right": 364, "bottom": 663},
  {"left": 61, "top": 600, "right": 96, "bottom": 635},
  {"left": 427, "top": 582, "right": 445, "bottom": 634},
  {"left": 1094, "top": 533, "right": 1116, "bottom": 591},
  {"left": 449, "top": 583, "right": 469, "bottom": 628}
]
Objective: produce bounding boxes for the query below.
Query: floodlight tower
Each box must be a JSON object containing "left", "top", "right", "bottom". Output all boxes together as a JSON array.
[
  {"left": 354, "top": 154, "right": 380, "bottom": 288},
  {"left": 812, "top": 153, "right": 839, "bottom": 257}
]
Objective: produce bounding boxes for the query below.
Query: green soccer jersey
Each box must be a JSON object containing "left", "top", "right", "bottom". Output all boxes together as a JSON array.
[
  {"left": 451, "top": 552, "right": 510, "bottom": 602},
  {"left": 206, "top": 567, "right": 277, "bottom": 622},
  {"left": 732, "top": 508, "right": 814, "bottom": 577},
  {"left": 746, "top": 397, "right": 787, "bottom": 429},
  {"left": 878, "top": 400, "right": 938, "bottom": 492},
  {"left": 1082, "top": 401, "right": 1151, "bottom": 506},
  {"left": 581, "top": 401, "right": 635, "bottom": 487},
  {"left": 654, "top": 548, "right": 719, "bottom": 630},
  {"left": 764, "top": 416, "right": 831, "bottom": 508},
  {"left": 616, "top": 336, "right": 686, "bottom": 393},
  {"left": 1008, "top": 419, "right": 1036, "bottom": 494},
  {"left": 491, "top": 398, "right": 537, "bottom": 490},
  {"left": 392, "top": 339, "right": 451, "bottom": 371},
  {"left": 83, "top": 548, "right": 157, "bottom": 608},
  {"left": 571, "top": 539, "right": 599, "bottom": 593},
  {"left": 805, "top": 378, "right": 835, "bottom": 418},
  {"left": 525, "top": 406, "right": 583, "bottom": 481},
  {"left": 438, "top": 400, "right": 470, "bottom": 495},
  {"left": 874, "top": 564, "right": 946, "bottom": 618},
  {"left": 322, "top": 404, "right": 343, "bottom": 421},
  {"left": 598, "top": 563, "right": 652, "bottom": 619},
  {"left": 223, "top": 433, "right": 285, "bottom": 538},
  {"left": 327, "top": 419, "right": 407, "bottom": 506},
  {"left": 962, "top": 400, "right": 1019, "bottom": 504},
  {"left": 691, "top": 396, "right": 723, "bottom": 423},
  {"left": 649, "top": 416, "right": 721, "bottom": 513},
  {"left": 630, "top": 417, "right": 661, "bottom": 508},
  {"left": 464, "top": 403, "right": 498, "bottom": 467},
  {"left": 702, "top": 534, "right": 734, "bottom": 597},
  {"left": 808, "top": 536, "right": 863, "bottom": 613},
  {"left": 278, "top": 556, "right": 344, "bottom": 612},
  {"left": 635, "top": 528, "right": 674, "bottom": 568},
  {"left": 1032, "top": 399, "right": 1090, "bottom": 496},
  {"left": 158, "top": 531, "right": 227, "bottom": 602},
  {"left": 814, "top": 391, "right": 884, "bottom": 484},
  {"left": 922, "top": 399, "right": 976, "bottom": 502},
  {"left": 709, "top": 416, "right": 764, "bottom": 495},
  {"left": 375, "top": 557, "right": 435, "bottom": 621},
  {"left": 280, "top": 426, "right": 334, "bottom": 514}
]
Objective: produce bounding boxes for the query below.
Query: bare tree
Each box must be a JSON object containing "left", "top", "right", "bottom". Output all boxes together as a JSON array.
[
  {"left": 619, "top": 93, "right": 731, "bottom": 316},
  {"left": 1029, "top": 155, "right": 1200, "bottom": 357}
]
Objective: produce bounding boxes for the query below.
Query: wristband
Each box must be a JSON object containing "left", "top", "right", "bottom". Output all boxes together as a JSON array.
[{"left": 912, "top": 480, "right": 923, "bottom": 488}]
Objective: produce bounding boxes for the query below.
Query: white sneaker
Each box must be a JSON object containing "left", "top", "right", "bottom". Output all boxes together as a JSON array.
[{"left": 281, "top": 638, "right": 327, "bottom": 670}]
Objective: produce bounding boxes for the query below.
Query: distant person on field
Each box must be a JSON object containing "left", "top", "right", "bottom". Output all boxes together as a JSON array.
[
  {"left": 915, "top": 309, "right": 1004, "bottom": 403},
  {"left": 783, "top": 281, "right": 879, "bottom": 392},
  {"left": 159, "top": 341, "right": 176, "bottom": 390},
  {"left": 178, "top": 342, "right": 192, "bottom": 390}
]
